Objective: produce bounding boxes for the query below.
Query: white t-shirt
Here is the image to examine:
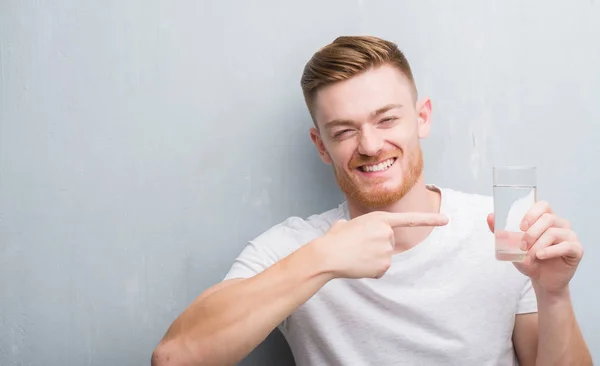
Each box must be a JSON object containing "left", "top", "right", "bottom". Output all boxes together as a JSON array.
[{"left": 224, "top": 186, "right": 538, "bottom": 366}]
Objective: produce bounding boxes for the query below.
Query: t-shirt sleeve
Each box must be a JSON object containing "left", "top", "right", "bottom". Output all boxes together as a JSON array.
[
  {"left": 516, "top": 277, "right": 538, "bottom": 314},
  {"left": 223, "top": 218, "right": 311, "bottom": 281},
  {"left": 223, "top": 240, "right": 277, "bottom": 281}
]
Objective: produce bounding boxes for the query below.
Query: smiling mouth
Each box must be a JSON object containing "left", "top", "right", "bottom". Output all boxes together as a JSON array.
[{"left": 358, "top": 158, "right": 397, "bottom": 173}]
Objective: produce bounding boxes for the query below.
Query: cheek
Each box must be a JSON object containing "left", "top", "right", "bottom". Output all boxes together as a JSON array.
[
  {"left": 387, "top": 135, "right": 413, "bottom": 154},
  {"left": 384, "top": 121, "right": 417, "bottom": 143},
  {"left": 327, "top": 141, "right": 356, "bottom": 168},
  {"left": 391, "top": 120, "right": 420, "bottom": 144}
]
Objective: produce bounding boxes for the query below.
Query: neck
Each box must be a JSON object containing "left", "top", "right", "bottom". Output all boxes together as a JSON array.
[{"left": 346, "top": 176, "right": 442, "bottom": 253}]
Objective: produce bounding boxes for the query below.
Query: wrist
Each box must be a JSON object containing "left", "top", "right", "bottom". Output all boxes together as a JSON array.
[
  {"left": 304, "top": 237, "right": 338, "bottom": 282},
  {"left": 533, "top": 281, "right": 572, "bottom": 305}
]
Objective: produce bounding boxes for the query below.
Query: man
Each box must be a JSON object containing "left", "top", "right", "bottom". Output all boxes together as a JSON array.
[{"left": 152, "top": 36, "right": 592, "bottom": 366}]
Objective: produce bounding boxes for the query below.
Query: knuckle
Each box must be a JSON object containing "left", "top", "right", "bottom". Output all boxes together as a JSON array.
[
  {"left": 539, "top": 200, "right": 551, "bottom": 211},
  {"left": 372, "top": 211, "right": 385, "bottom": 219},
  {"left": 382, "top": 260, "right": 391, "bottom": 272},
  {"left": 548, "top": 227, "right": 561, "bottom": 239},
  {"left": 388, "top": 227, "right": 395, "bottom": 239},
  {"left": 383, "top": 222, "right": 392, "bottom": 231},
  {"left": 570, "top": 231, "right": 579, "bottom": 241},
  {"left": 384, "top": 245, "right": 393, "bottom": 256},
  {"left": 547, "top": 229, "right": 567, "bottom": 245},
  {"left": 368, "top": 215, "right": 382, "bottom": 225},
  {"left": 523, "top": 232, "right": 538, "bottom": 245},
  {"left": 567, "top": 242, "right": 581, "bottom": 257}
]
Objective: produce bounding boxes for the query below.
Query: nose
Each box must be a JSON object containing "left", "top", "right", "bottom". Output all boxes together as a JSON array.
[{"left": 357, "top": 126, "right": 384, "bottom": 156}]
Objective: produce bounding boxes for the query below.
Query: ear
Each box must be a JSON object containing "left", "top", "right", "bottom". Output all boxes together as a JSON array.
[
  {"left": 415, "top": 97, "right": 432, "bottom": 139},
  {"left": 310, "top": 127, "right": 333, "bottom": 164}
]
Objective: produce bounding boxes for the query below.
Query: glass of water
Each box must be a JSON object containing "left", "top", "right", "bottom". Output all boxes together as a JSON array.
[{"left": 493, "top": 166, "right": 537, "bottom": 262}]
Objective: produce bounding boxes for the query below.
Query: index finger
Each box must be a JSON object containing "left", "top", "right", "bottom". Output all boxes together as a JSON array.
[
  {"left": 521, "top": 200, "right": 553, "bottom": 231},
  {"left": 380, "top": 212, "right": 449, "bottom": 228}
]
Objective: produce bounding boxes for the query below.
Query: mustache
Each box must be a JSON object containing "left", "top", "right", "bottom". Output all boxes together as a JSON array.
[{"left": 348, "top": 150, "right": 402, "bottom": 169}]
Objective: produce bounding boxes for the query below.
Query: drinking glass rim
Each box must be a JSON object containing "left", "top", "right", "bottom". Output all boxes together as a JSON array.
[{"left": 493, "top": 165, "right": 537, "bottom": 171}]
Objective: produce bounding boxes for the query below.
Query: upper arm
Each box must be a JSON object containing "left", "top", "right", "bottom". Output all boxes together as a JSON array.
[
  {"left": 513, "top": 313, "right": 539, "bottom": 366},
  {"left": 223, "top": 222, "right": 305, "bottom": 282}
]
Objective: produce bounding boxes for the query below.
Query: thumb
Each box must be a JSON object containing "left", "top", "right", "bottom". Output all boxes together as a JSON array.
[{"left": 487, "top": 213, "right": 495, "bottom": 233}]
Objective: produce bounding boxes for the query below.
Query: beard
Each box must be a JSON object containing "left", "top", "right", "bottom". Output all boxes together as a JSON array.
[{"left": 333, "top": 145, "right": 424, "bottom": 209}]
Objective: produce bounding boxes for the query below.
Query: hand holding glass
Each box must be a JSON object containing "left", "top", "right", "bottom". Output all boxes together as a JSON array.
[{"left": 493, "top": 166, "right": 537, "bottom": 262}]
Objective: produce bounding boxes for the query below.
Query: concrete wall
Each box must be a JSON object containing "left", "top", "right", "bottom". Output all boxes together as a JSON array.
[{"left": 1, "top": 1, "right": 598, "bottom": 364}]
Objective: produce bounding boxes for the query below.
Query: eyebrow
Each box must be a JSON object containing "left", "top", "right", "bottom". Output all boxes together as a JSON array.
[
  {"left": 324, "top": 103, "right": 403, "bottom": 129},
  {"left": 372, "top": 103, "right": 403, "bottom": 117}
]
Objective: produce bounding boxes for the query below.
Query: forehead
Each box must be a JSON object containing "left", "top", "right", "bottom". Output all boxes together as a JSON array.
[{"left": 313, "top": 64, "right": 414, "bottom": 128}]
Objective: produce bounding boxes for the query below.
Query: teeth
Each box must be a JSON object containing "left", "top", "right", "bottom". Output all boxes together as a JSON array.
[{"left": 363, "top": 158, "right": 395, "bottom": 172}]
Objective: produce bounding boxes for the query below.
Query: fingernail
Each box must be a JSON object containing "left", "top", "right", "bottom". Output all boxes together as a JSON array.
[
  {"left": 537, "top": 250, "right": 546, "bottom": 259},
  {"left": 521, "top": 240, "right": 528, "bottom": 251}
]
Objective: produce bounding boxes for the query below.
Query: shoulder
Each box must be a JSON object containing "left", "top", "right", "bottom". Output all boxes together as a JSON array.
[
  {"left": 224, "top": 204, "right": 347, "bottom": 280},
  {"left": 250, "top": 203, "right": 346, "bottom": 254},
  {"left": 434, "top": 185, "right": 494, "bottom": 241},
  {"left": 439, "top": 186, "right": 493, "bottom": 216}
]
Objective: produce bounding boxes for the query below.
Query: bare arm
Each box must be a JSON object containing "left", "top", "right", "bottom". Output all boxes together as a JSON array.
[
  {"left": 513, "top": 313, "right": 538, "bottom": 366},
  {"left": 489, "top": 203, "right": 592, "bottom": 366},
  {"left": 532, "top": 286, "right": 592, "bottom": 366},
  {"left": 513, "top": 289, "right": 592, "bottom": 366},
  {"left": 151, "top": 211, "right": 447, "bottom": 366},
  {"left": 151, "top": 240, "right": 333, "bottom": 366}
]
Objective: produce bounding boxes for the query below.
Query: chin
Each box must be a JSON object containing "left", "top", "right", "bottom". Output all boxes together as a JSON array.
[{"left": 364, "top": 178, "right": 404, "bottom": 192}]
